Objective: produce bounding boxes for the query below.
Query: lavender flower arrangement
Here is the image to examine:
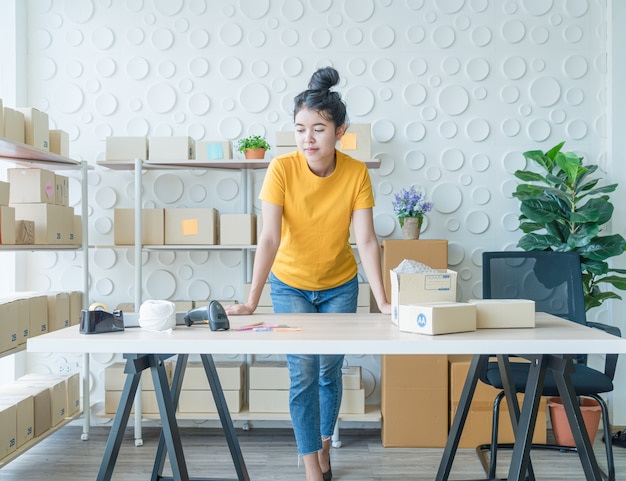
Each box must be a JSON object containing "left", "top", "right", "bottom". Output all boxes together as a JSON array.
[{"left": 392, "top": 186, "right": 434, "bottom": 227}]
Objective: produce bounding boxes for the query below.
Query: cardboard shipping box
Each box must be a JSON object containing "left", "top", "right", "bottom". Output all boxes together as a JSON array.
[
  {"left": 0, "top": 296, "right": 28, "bottom": 345},
  {"left": 8, "top": 168, "right": 56, "bottom": 204},
  {"left": 178, "top": 390, "right": 243, "bottom": 414},
  {"left": 468, "top": 299, "right": 536, "bottom": 329},
  {"left": 0, "top": 300, "right": 20, "bottom": 354},
  {"left": 114, "top": 208, "right": 164, "bottom": 245},
  {"left": 336, "top": 123, "right": 371, "bottom": 161},
  {"left": 0, "top": 394, "right": 34, "bottom": 448},
  {"left": 164, "top": 208, "right": 217, "bottom": 245},
  {"left": 398, "top": 302, "right": 476, "bottom": 335},
  {"left": 148, "top": 136, "right": 195, "bottom": 161},
  {"left": 15, "top": 220, "right": 35, "bottom": 245},
  {"left": 13, "top": 203, "right": 74, "bottom": 245},
  {"left": 49, "top": 129, "right": 69, "bottom": 157},
  {"left": 0, "top": 205, "right": 15, "bottom": 245},
  {"left": 2, "top": 383, "right": 52, "bottom": 437},
  {"left": 248, "top": 389, "right": 289, "bottom": 413},
  {"left": 219, "top": 214, "right": 256, "bottom": 245},
  {"left": 19, "top": 373, "right": 80, "bottom": 418},
  {"left": 46, "top": 291, "right": 70, "bottom": 332},
  {"left": 105, "top": 136, "right": 148, "bottom": 161},
  {"left": 195, "top": 140, "right": 232, "bottom": 161},
  {"left": 2, "top": 107, "right": 25, "bottom": 143},
  {"left": 0, "top": 404, "right": 17, "bottom": 459},
  {"left": 180, "top": 361, "right": 244, "bottom": 391},
  {"left": 16, "top": 107, "right": 49, "bottom": 151},
  {"left": 381, "top": 355, "right": 449, "bottom": 447},
  {"left": 0, "top": 180, "right": 9, "bottom": 206}
]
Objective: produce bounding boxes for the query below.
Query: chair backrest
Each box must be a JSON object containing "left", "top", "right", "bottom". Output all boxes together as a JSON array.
[{"left": 482, "top": 251, "right": 587, "bottom": 325}]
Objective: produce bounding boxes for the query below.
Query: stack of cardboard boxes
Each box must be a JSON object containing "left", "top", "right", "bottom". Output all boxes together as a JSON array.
[
  {"left": 0, "top": 372, "right": 80, "bottom": 462},
  {"left": 178, "top": 361, "right": 245, "bottom": 414}
]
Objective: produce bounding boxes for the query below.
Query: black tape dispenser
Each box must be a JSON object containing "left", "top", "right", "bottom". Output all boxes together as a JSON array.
[
  {"left": 184, "top": 300, "right": 230, "bottom": 331},
  {"left": 80, "top": 303, "right": 125, "bottom": 334}
]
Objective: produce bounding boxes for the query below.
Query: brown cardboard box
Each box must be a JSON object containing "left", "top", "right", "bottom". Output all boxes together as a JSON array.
[
  {"left": 105, "top": 360, "right": 173, "bottom": 392},
  {"left": 46, "top": 292, "right": 70, "bottom": 331},
  {"left": 49, "top": 129, "right": 69, "bottom": 157},
  {"left": 398, "top": 302, "right": 476, "bottom": 335},
  {"left": 3, "top": 107, "right": 25, "bottom": 143},
  {"left": 0, "top": 300, "right": 20, "bottom": 354},
  {"left": 449, "top": 359, "right": 547, "bottom": 447},
  {"left": 15, "top": 219, "right": 34, "bottom": 245},
  {"left": 0, "top": 180, "right": 9, "bottom": 206},
  {"left": 8, "top": 168, "right": 56, "bottom": 204},
  {"left": 148, "top": 136, "right": 195, "bottom": 161},
  {"left": 180, "top": 361, "right": 244, "bottom": 391},
  {"left": 381, "top": 239, "right": 449, "bottom": 300},
  {"left": 0, "top": 296, "right": 28, "bottom": 345},
  {"left": 114, "top": 208, "right": 164, "bottom": 245},
  {"left": 2, "top": 383, "right": 51, "bottom": 437},
  {"left": 219, "top": 214, "right": 256, "bottom": 245},
  {"left": 19, "top": 373, "right": 80, "bottom": 417},
  {"left": 249, "top": 361, "right": 290, "bottom": 390},
  {"left": 16, "top": 107, "right": 49, "bottom": 151},
  {"left": 164, "top": 208, "right": 217, "bottom": 245},
  {"left": 336, "top": 123, "right": 371, "bottom": 161},
  {"left": 381, "top": 355, "right": 449, "bottom": 447},
  {"left": 105, "top": 136, "right": 147, "bottom": 161},
  {"left": 0, "top": 404, "right": 17, "bottom": 459},
  {"left": 69, "top": 291, "right": 83, "bottom": 326},
  {"left": 195, "top": 140, "right": 232, "bottom": 161},
  {"left": 339, "top": 387, "right": 365, "bottom": 414},
  {"left": 248, "top": 389, "right": 289, "bottom": 413},
  {"left": 178, "top": 389, "right": 243, "bottom": 413},
  {"left": 468, "top": 299, "right": 536, "bottom": 329},
  {"left": 25, "top": 293, "right": 48, "bottom": 337},
  {"left": 0, "top": 394, "right": 34, "bottom": 448},
  {"left": 0, "top": 205, "right": 15, "bottom": 245},
  {"left": 54, "top": 174, "right": 69, "bottom": 207},
  {"left": 105, "top": 390, "right": 160, "bottom": 415},
  {"left": 13, "top": 204, "right": 73, "bottom": 245}
]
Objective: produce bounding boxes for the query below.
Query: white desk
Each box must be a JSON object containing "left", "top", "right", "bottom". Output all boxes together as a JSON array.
[{"left": 27, "top": 313, "right": 626, "bottom": 481}]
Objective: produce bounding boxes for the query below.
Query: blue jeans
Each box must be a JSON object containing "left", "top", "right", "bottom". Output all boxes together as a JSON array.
[{"left": 269, "top": 272, "right": 358, "bottom": 455}]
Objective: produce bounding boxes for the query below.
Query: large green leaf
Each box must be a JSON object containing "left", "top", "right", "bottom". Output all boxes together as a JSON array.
[
  {"left": 519, "top": 200, "right": 561, "bottom": 223},
  {"left": 595, "top": 275, "right": 626, "bottom": 291},
  {"left": 577, "top": 234, "right": 626, "bottom": 261},
  {"left": 517, "top": 233, "right": 562, "bottom": 250},
  {"left": 514, "top": 170, "right": 546, "bottom": 183}
]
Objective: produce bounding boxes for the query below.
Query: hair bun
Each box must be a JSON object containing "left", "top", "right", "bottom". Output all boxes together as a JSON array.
[{"left": 308, "top": 66, "right": 340, "bottom": 91}]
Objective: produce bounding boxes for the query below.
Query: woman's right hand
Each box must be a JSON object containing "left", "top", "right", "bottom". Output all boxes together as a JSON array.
[{"left": 224, "top": 302, "right": 256, "bottom": 316}]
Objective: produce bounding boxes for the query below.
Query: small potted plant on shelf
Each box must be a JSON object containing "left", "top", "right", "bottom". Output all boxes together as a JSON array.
[
  {"left": 236, "top": 135, "right": 271, "bottom": 159},
  {"left": 392, "top": 185, "right": 434, "bottom": 240}
]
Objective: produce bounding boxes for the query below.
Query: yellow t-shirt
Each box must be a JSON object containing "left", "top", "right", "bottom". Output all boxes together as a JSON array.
[{"left": 259, "top": 150, "right": 375, "bottom": 290}]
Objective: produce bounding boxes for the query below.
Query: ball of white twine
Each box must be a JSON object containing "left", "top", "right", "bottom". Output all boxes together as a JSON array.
[{"left": 138, "top": 300, "right": 176, "bottom": 332}]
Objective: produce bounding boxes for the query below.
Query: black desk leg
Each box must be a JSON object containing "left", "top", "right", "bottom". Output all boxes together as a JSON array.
[
  {"left": 436, "top": 354, "right": 488, "bottom": 481},
  {"left": 201, "top": 354, "right": 250, "bottom": 481},
  {"left": 96, "top": 356, "right": 143, "bottom": 481},
  {"left": 496, "top": 355, "right": 536, "bottom": 481},
  {"left": 551, "top": 357, "right": 602, "bottom": 481},
  {"left": 151, "top": 354, "right": 190, "bottom": 481},
  {"left": 507, "top": 355, "right": 546, "bottom": 481},
  {"left": 151, "top": 354, "right": 189, "bottom": 481}
]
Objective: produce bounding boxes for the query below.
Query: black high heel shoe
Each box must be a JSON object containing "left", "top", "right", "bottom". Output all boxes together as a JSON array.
[{"left": 322, "top": 459, "right": 332, "bottom": 481}]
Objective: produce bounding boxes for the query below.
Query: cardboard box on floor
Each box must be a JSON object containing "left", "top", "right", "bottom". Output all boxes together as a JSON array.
[
  {"left": 449, "top": 356, "right": 547, "bottom": 448},
  {"left": 380, "top": 239, "right": 450, "bottom": 447}
]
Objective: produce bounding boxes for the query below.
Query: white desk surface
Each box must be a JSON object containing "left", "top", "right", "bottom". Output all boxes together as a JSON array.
[{"left": 27, "top": 312, "right": 626, "bottom": 356}]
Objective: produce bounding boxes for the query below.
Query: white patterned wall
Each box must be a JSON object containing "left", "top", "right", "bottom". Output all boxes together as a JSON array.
[{"left": 14, "top": 0, "right": 614, "bottom": 422}]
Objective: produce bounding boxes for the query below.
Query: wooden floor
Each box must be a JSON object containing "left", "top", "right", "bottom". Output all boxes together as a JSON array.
[{"left": 1, "top": 425, "right": 625, "bottom": 481}]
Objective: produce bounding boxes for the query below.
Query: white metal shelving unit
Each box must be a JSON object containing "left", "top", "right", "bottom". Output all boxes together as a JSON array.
[
  {"left": 0, "top": 136, "right": 91, "bottom": 462},
  {"left": 96, "top": 156, "right": 382, "bottom": 445}
]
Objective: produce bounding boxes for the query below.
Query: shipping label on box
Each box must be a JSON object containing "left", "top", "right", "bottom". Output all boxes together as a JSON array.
[
  {"left": 114, "top": 208, "right": 164, "bottom": 245},
  {"left": 148, "top": 136, "right": 195, "bottom": 161},
  {"left": 398, "top": 302, "right": 476, "bottom": 335},
  {"left": 468, "top": 299, "right": 536, "bottom": 329},
  {"left": 105, "top": 136, "right": 148, "bottom": 161},
  {"left": 8, "top": 168, "right": 56, "bottom": 204},
  {"left": 16, "top": 107, "right": 49, "bottom": 151},
  {"left": 164, "top": 208, "right": 217, "bottom": 245},
  {"left": 0, "top": 205, "right": 15, "bottom": 245},
  {"left": 195, "top": 140, "right": 232, "bottom": 161},
  {"left": 336, "top": 123, "right": 371, "bottom": 161},
  {"left": 219, "top": 213, "right": 256, "bottom": 245},
  {"left": 390, "top": 268, "right": 457, "bottom": 325},
  {"left": 3, "top": 107, "right": 25, "bottom": 143}
]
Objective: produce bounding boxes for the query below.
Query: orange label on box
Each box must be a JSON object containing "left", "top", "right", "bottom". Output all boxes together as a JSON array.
[
  {"left": 181, "top": 219, "right": 199, "bottom": 236},
  {"left": 340, "top": 133, "right": 357, "bottom": 150}
]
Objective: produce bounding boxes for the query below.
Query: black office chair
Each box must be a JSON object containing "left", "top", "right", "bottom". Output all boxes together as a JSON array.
[{"left": 477, "top": 250, "right": 620, "bottom": 481}]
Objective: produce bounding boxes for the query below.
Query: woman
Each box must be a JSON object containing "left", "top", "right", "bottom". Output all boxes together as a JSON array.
[{"left": 225, "top": 66, "right": 391, "bottom": 481}]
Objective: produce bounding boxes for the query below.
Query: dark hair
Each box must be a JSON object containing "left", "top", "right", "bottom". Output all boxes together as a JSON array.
[{"left": 293, "top": 67, "right": 348, "bottom": 127}]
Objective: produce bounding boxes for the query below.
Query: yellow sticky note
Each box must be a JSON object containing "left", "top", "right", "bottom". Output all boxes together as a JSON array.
[
  {"left": 181, "top": 219, "right": 199, "bottom": 236},
  {"left": 340, "top": 133, "right": 357, "bottom": 150}
]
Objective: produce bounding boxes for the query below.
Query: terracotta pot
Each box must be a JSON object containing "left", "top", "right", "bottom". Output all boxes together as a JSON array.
[
  {"left": 401, "top": 216, "right": 422, "bottom": 240},
  {"left": 244, "top": 148, "right": 266, "bottom": 159},
  {"left": 548, "top": 396, "right": 602, "bottom": 447}
]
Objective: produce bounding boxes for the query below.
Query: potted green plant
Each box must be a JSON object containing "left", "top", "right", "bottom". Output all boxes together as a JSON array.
[
  {"left": 236, "top": 135, "right": 271, "bottom": 159},
  {"left": 513, "top": 141, "right": 626, "bottom": 311},
  {"left": 392, "top": 185, "right": 434, "bottom": 240}
]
